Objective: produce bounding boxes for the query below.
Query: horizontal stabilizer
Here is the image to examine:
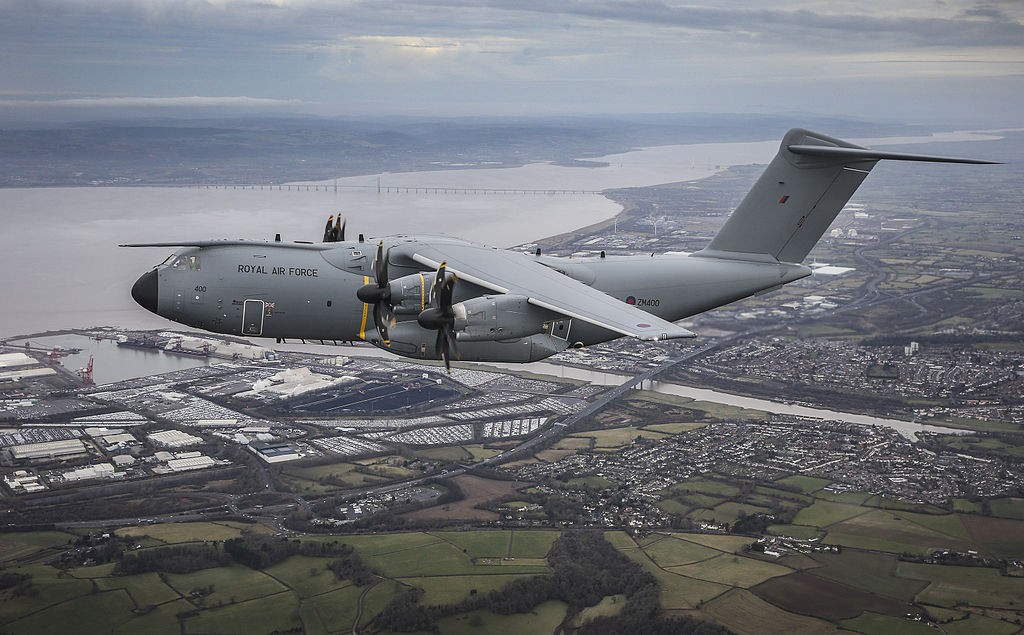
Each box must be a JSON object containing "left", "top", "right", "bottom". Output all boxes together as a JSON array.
[
  {"left": 787, "top": 144, "right": 1000, "bottom": 165},
  {"left": 120, "top": 239, "right": 331, "bottom": 250}
]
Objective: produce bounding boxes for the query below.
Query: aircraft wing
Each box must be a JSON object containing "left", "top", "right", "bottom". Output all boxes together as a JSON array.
[{"left": 404, "top": 240, "right": 696, "bottom": 341}]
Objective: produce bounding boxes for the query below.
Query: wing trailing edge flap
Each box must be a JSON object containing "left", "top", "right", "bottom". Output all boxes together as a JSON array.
[{"left": 407, "top": 242, "right": 695, "bottom": 341}]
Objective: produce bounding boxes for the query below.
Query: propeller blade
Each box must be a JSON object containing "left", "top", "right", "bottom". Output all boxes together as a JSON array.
[
  {"left": 435, "top": 330, "right": 448, "bottom": 371},
  {"left": 374, "top": 242, "right": 388, "bottom": 287},
  {"left": 323, "top": 215, "right": 335, "bottom": 242},
  {"left": 373, "top": 302, "right": 389, "bottom": 342},
  {"left": 430, "top": 263, "right": 445, "bottom": 306},
  {"left": 340, "top": 219, "right": 346, "bottom": 242}
]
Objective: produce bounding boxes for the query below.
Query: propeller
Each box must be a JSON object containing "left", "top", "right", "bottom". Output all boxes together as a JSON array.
[
  {"left": 355, "top": 242, "right": 394, "bottom": 341},
  {"left": 322, "top": 214, "right": 346, "bottom": 242},
  {"left": 417, "top": 262, "right": 458, "bottom": 372}
]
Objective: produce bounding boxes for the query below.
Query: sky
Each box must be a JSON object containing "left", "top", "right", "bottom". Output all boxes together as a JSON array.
[{"left": 1, "top": 0, "right": 1022, "bottom": 125}]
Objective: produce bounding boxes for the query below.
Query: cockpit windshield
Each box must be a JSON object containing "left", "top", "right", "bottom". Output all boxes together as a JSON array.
[{"left": 162, "top": 254, "right": 201, "bottom": 271}]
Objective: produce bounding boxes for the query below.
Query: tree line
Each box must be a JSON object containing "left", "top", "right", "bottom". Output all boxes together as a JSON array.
[{"left": 370, "top": 531, "right": 731, "bottom": 634}]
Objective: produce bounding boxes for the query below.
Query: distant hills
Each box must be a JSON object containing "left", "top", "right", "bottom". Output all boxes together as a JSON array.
[{"left": 0, "top": 113, "right": 925, "bottom": 187}]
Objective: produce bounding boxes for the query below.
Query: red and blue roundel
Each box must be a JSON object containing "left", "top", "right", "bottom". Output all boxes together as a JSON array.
[
  {"left": 626, "top": 296, "right": 636, "bottom": 305},
  {"left": 636, "top": 323, "right": 651, "bottom": 328}
]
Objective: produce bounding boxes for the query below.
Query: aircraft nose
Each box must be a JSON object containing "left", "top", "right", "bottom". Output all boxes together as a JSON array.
[{"left": 131, "top": 270, "right": 158, "bottom": 314}]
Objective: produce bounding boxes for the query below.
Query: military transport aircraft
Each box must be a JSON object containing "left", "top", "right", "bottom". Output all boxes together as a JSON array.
[{"left": 123, "top": 128, "right": 996, "bottom": 370}]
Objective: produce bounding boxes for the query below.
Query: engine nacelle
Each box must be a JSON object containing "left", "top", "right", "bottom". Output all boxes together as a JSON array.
[
  {"left": 453, "top": 294, "right": 552, "bottom": 342},
  {"left": 381, "top": 319, "right": 569, "bottom": 362},
  {"left": 388, "top": 273, "right": 430, "bottom": 315}
]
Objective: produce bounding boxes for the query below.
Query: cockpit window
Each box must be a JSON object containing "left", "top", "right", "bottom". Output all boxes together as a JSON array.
[{"left": 164, "top": 255, "right": 201, "bottom": 271}]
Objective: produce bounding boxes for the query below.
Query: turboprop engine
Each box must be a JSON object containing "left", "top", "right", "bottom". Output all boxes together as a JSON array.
[{"left": 453, "top": 294, "right": 554, "bottom": 342}]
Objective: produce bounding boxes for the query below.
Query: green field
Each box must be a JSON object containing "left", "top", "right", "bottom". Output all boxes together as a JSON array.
[
  {"left": 672, "top": 533, "right": 754, "bottom": 552},
  {"left": 432, "top": 530, "right": 513, "bottom": 558},
  {"left": 0, "top": 564, "right": 93, "bottom": 624},
  {"left": 602, "top": 530, "right": 637, "bottom": 550},
  {"left": 897, "top": 562, "right": 1024, "bottom": 608},
  {"left": 990, "top": 497, "right": 1024, "bottom": 520},
  {"left": 278, "top": 461, "right": 388, "bottom": 492},
  {"left": 812, "top": 489, "right": 873, "bottom": 505},
  {"left": 464, "top": 444, "right": 503, "bottom": 461},
  {"left": 642, "top": 422, "right": 707, "bottom": 434},
  {"left": 0, "top": 531, "right": 74, "bottom": 563},
  {"left": 115, "top": 521, "right": 261, "bottom": 544},
  {"left": 774, "top": 475, "right": 831, "bottom": 494},
  {"left": 825, "top": 509, "right": 973, "bottom": 556},
  {"left": 415, "top": 446, "right": 474, "bottom": 462},
  {"left": 952, "top": 498, "right": 983, "bottom": 513},
  {"left": 115, "top": 599, "right": 193, "bottom": 635},
  {"left": 363, "top": 540, "right": 480, "bottom": 577},
  {"left": 94, "top": 571, "right": 182, "bottom": 607},
  {"left": 508, "top": 530, "right": 559, "bottom": 558},
  {"left": 939, "top": 614, "right": 1020, "bottom": 635},
  {"left": 263, "top": 555, "right": 352, "bottom": 598},
  {"left": 183, "top": 591, "right": 300, "bottom": 634},
  {"left": 709, "top": 501, "right": 774, "bottom": 524},
  {"left": 808, "top": 550, "right": 925, "bottom": 602},
  {"left": 643, "top": 535, "right": 719, "bottom": 566},
  {"left": 300, "top": 584, "right": 364, "bottom": 634},
  {"left": 699, "top": 588, "right": 836, "bottom": 635},
  {"left": 566, "top": 475, "right": 614, "bottom": 489},
  {"left": 840, "top": 611, "right": 935, "bottom": 635},
  {"left": 3, "top": 588, "right": 135, "bottom": 635},
  {"left": 767, "top": 524, "right": 825, "bottom": 540},
  {"left": 164, "top": 563, "right": 287, "bottom": 605},
  {"left": 670, "top": 553, "right": 790, "bottom": 588},
  {"left": 570, "top": 425, "right": 669, "bottom": 448},
  {"left": 666, "top": 477, "right": 741, "bottom": 498},
  {"left": 792, "top": 500, "right": 868, "bottom": 527},
  {"left": 400, "top": 573, "right": 536, "bottom": 606},
  {"left": 436, "top": 600, "right": 568, "bottom": 635},
  {"left": 324, "top": 531, "right": 441, "bottom": 556},
  {"left": 754, "top": 485, "right": 814, "bottom": 504},
  {"left": 657, "top": 498, "right": 692, "bottom": 515},
  {"left": 360, "top": 580, "right": 408, "bottom": 628},
  {"left": 570, "top": 594, "right": 626, "bottom": 627}
]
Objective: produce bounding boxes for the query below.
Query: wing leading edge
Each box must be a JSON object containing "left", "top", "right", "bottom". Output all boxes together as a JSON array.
[{"left": 405, "top": 240, "right": 696, "bottom": 341}]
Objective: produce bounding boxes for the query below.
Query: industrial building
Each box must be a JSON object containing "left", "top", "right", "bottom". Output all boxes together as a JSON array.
[
  {"left": 147, "top": 430, "right": 203, "bottom": 448},
  {"left": 3, "top": 470, "right": 46, "bottom": 493},
  {"left": 0, "top": 367, "right": 57, "bottom": 382},
  {"left": 10, "top": 439, "right": 87, "bottom": 460},
  {"left": 250, "top": 439, "right": 301, "bottom": 463},
  {"left": 0, "top": 353, "right": 34, "bottom": 368},
  {"left": 62, "top": 463, "right": 115, "bottom": 482},
  {"left": 166, "top": 455, "right": 216, "bottom": 472}
]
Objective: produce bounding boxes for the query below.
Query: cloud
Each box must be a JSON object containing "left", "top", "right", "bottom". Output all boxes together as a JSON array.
[
  {"left": 0, "top": 0, "right": 1020, "bottom": 121},
  {"left": 0, "top": 96, "right": 309, "bottom": 108}
]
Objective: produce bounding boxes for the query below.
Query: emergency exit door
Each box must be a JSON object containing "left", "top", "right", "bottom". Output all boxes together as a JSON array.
[{"left": 242, "top": 299, "right": 265, "bottom": 335}]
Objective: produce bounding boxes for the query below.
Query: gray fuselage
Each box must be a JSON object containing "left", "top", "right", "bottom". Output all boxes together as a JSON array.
[{"left": 135, "top": 234, "right": 809, "bottom": 363}]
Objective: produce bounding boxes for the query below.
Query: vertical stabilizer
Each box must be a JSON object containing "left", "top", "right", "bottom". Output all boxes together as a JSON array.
[
  {"left": 697, "top": 128, "right": 875, "bottom": 263},
  {"left": 696, "top": 128, "right": 998, "bottom": 264}
]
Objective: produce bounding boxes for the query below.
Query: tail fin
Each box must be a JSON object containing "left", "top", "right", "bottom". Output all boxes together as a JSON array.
[{"left": 696, "top": 128, "right": 998, "bottom": 264}]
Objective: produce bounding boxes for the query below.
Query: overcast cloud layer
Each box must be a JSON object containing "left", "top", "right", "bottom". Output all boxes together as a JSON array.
[{"left": 1, "top": 0, "right": 1022, "bottom": 124}]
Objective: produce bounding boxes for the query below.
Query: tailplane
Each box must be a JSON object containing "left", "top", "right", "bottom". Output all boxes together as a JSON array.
[{"left": 695, "top": 128, "right": 997, "bottom": 264}]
